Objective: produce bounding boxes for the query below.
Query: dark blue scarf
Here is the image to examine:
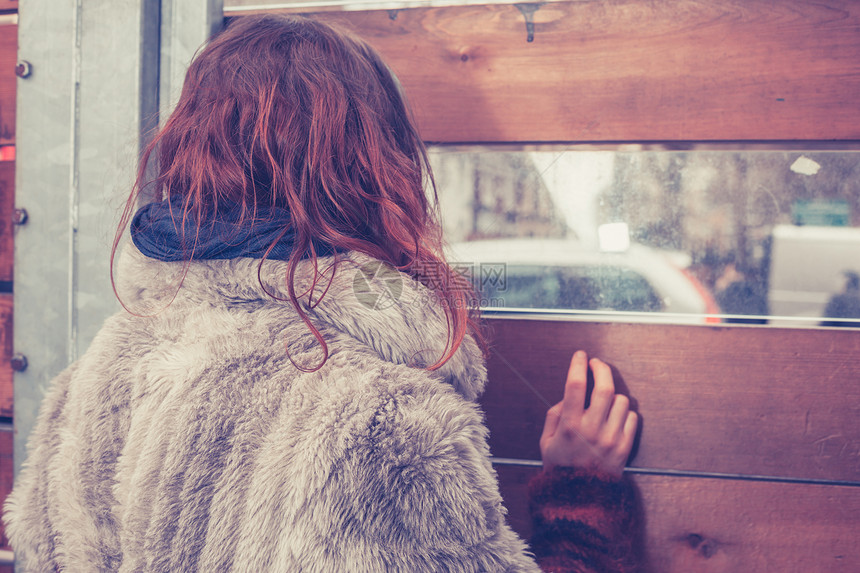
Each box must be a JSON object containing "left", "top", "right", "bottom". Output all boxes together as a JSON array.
[{"left": 131, "top": 198, "right": 337, "bottom": 261}]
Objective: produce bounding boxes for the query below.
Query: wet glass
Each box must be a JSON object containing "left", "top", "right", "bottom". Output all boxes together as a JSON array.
[{"left": 430, "top": 148, "right": 860, "bottom": 327}]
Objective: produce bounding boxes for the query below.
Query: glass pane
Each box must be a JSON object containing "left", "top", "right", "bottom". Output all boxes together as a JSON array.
[{"left": 432, "top": 148, "right": 860, "bottom": 327}]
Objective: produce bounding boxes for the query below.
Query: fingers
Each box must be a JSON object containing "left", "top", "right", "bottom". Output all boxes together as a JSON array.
[
  {"left": 605, "top": 394, "right": 630, "bottom": 435},
  {"left": 606, "top": 411, "right": 639, "bottom": 471},
  {"left": 619, "top": 411, "right": 639, "bottom": 456},
  {"left": 541, "top": 401, "right": 563, "bottom": 443},
  {"left": 561, "top": 351, "right": 588, "bottom": 417},
  {"left": 544, "top": 351, "right": 639, "bottom": 475},
  {"left": 583, "top": 358, "right": 615, "bottom": 424}
]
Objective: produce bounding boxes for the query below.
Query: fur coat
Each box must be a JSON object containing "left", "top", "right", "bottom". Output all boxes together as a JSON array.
[
  {"left": 5, "top": 246, "right": 544, "bottom": 572},
  {"left": 4, "top": 246, "right": 641, "bottom": 572}
]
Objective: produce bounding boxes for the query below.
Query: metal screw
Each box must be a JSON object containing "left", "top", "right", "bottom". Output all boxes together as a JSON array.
[
  {"left": 15, "top": 60, "right": 32, "bottom": 79},
  {"left": 10, "top": 353, "right": 28, "bottom": 373},
  {"left": 12, "top": 208, "right": 27, "bottom": 225}
]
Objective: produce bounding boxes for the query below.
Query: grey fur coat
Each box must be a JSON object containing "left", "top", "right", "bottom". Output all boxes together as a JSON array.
[{"left": 4, "top": 246, "right": 542, "bottom": 572}]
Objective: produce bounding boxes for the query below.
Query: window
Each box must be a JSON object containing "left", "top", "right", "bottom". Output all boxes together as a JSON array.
[{"left": 432, "top": 148, "right": 860, "bottom": 327}]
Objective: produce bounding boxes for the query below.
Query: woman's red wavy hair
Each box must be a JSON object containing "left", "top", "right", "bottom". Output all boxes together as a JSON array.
[{"left": 112, "top": 14, "right": 482, "bottom": 371}]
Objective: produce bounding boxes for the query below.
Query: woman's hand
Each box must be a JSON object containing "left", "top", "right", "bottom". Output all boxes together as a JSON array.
[{"left": 540, "top": 350, "right": 638, "bottom": 477}]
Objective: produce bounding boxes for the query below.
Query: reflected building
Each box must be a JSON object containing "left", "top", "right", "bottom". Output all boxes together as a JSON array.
[
  {"left": 430, "top": 151, "right": 568, "bottom": 243},
  {"left": 601, "top": 151, "right": 860, "bottom": 321}
]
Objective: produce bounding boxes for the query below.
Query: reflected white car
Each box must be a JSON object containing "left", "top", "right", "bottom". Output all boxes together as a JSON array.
[{"left": 447, "top": 239, "right": 720, "bottom": 323}]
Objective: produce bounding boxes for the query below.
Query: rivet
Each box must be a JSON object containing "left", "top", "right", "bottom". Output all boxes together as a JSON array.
[
  {"left": 10, "top": 353, "right": 28, "bottom": 373},
  {"left": 12, "top": 208, "right": 28, "bottom": 225},
  {"left": 15, "top": 61, "right": 32, "bottom": 79}
]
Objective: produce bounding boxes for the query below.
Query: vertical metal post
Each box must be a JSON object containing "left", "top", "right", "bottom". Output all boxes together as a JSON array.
[
  {"left": 160, "top": 0, "right": 223, "bottom": 119},
  {"left": 15, "top": 0, "right": 80, "bottom": 478},
  {"left": 13, "top": 0, "right": 222, "bottom": 476}
]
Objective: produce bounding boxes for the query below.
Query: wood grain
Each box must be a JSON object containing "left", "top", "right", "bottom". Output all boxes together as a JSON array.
[
  {"left": 480, "top": 319, "right": 860, "bottom": 482},
  {"left": 495, "top": 464, "right": 860, "bottom": 572},
  {"left": 281, "top": 0, "right": 860, "bottom": 143},
  {"left": 0, "top": 295, "right": 10, "bottom": 418},
  {"left": 0, "top": 160, "right": 11, "bottom": 282},
  {"left": 0, "top": 24, "right": 13, "bottom": 145}
]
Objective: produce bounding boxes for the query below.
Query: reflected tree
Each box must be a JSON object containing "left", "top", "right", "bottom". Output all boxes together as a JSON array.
[{"left": 601, "top": 150, "right": 860, "bottom": 318}]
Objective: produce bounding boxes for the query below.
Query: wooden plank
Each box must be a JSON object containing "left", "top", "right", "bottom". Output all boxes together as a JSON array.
[
  {"left": 495, "top": 464, "right": 860, "bottom": 572},
  {"left": 224, "top": 0, "right": 533, "bottom": 13},
  {"left": 480, "top": 319, "right": 860, "bottom": 482},
  {"left": 0, "top": 24, "right": 14, "bottom": 145},
  {"left": 0, "top": 160, "right": 11, "bottom": 282},
  {"left": 282, "top": 0, "right": 860, "bottom": 142},
  {"left": 0, "top": 295, "right": 9, "bottom": 418},
  {"left": 0, "top": 16, "right": 12, "bottom": 571}
]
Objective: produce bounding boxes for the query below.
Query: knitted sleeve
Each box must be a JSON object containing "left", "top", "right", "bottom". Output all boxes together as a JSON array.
[{"left": 528, "top": 467, "right": 642, "bottom": 573}]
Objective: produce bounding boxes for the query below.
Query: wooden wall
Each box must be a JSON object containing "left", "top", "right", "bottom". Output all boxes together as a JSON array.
[
  {"left": 233, "top": 0, "right": 860, "bottom": 143},
  {"left": 482, "top": 321, "right": 860, "bottom": 481},
  {"left": 482, "top": 319, "right": 860, "bottom": 571}
]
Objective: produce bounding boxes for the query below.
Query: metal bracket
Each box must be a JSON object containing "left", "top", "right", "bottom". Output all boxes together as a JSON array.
[{"left": 515, "top": 3, "right": 543, "bottom": 43}]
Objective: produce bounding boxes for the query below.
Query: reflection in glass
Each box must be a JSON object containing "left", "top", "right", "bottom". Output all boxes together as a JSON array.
[
  {"left": 431, "top": 149, "right": 860, "bottom": 327},
  {"left": 448, "top": 239, "right": 715, "bottom": 323}
]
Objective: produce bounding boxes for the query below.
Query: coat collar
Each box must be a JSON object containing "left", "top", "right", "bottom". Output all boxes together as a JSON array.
[{"left": 115, "top": 244, "right": 487, "bottom": 401}]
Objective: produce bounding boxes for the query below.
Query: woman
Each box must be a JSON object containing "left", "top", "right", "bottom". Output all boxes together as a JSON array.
[{"left": 4, "top": 14, "right": 640, "bottom": 572}]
